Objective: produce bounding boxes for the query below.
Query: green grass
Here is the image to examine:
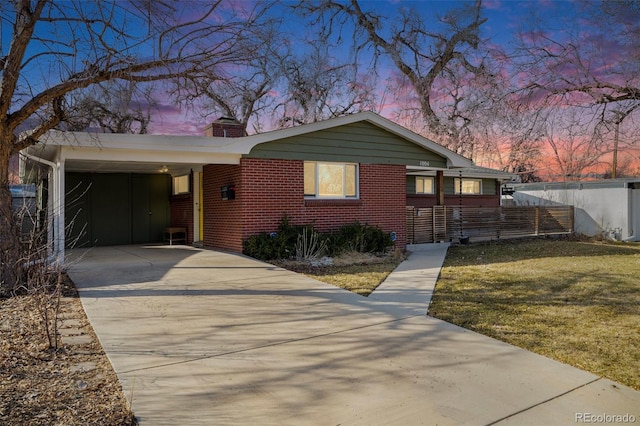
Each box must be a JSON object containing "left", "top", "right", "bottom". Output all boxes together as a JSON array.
[{"left": 429, "top": 238, "right": 640, "bottom": 390}]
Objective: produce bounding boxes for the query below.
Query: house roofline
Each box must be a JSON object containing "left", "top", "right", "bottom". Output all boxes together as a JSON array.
[
  {"left": 35, "top": 112, "right": 474, "bottom": 169},
  {"left": 236, "top": 112, "right": 473, "bottom": 168},
  {"left": 407, "top": 167, "right": 517, "bottom": 181}
]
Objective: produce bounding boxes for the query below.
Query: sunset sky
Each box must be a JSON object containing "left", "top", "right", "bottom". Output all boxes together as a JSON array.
[
  {"left": 145, "top": 0, "right": 579, "bottom": 136},
  {"left": 4, "top": 1, "right": 636, "bottom": 181}
]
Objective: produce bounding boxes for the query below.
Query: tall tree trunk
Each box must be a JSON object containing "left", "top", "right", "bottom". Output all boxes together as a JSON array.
[{"left": 0, "top": 139, "right": 22, "bottom": 295}]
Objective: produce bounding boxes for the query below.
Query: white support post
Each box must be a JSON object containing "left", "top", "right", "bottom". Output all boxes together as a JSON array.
[
  {"left": 54, "top": 153, "right": 65, "bottom": 264},
  {"left": 20, "top": 148, "right": 66, "bottom": 265}
]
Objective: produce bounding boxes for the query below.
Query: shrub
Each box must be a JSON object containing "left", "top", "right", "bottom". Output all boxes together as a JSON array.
[
  {"left": 242, "top": 216, "right": 313, "bottom": 260},
  {"left": 295, "top": 228, "right": 328, "bottom": 261},
  {"left": 329, "top": 222, "right": 393, "bottom": 255},
  {"left": 242, "top": 232, "right": 279, "bottom": 260},
  {"left": 243, "top": 217, "right": 394, "bottom": 260}
]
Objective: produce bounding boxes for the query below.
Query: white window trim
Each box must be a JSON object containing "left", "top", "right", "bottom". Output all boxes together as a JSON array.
[
  {"left": 454, "top": 178, "right": 483, "bottom": 195},
  {"left": 173, "top": 174, "right": 190, "bottom": 195},
  {"left": 416, "top": 176, "right": 435, "bottom": 194},
  {"left": 304, "top": 161, "right": 359, "bottom": 199}
]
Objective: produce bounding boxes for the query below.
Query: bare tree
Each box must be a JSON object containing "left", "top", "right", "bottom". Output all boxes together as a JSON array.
[
  {"left": 173, "top": 17, "right": 285, "bottom": 134},
  {"left": 513, "top": 1, "right": 640, "bottom": 179},
  {"left": 62, "top": 80, "right": 155, "bottom": 133},
  {"left": 542, "top": 109, "right": 609, "bottom": 180},
  {"left": 475, "top": 103, "right": 545, "bottom": 183},
  {"left": 296, "top": 0, "right": 491, "bottom": 152},
  {"left": 273, "top": 42, "right": 378, "bottom": 127},
  {"left": 0, "top": 0, "right": 266, "bottom": 294}
]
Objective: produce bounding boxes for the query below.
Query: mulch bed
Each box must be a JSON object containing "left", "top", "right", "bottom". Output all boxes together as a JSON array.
[{"left": 0, "top": 279, "right": 136, "bottom": 425}]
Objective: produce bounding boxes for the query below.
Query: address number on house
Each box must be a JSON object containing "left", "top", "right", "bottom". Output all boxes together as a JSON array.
[{"left": 419, "top": 160, "right": 430, "bottom": 167}]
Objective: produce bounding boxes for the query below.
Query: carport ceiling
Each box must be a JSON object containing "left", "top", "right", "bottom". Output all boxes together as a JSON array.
[{"left": 65, "top": 159, "right": 195, "bottom": 175}]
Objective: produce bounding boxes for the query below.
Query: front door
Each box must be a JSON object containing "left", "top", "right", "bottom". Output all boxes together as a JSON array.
[{"left": 132, "top": 174, "right": 170, "bottom": 244}]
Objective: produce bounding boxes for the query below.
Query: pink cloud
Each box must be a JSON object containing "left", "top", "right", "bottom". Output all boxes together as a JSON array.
[
  {"left": 483, "top": 0, "right": 503, "bottom": 11},
  {"left": 148, "top": 100, "right": 208, "bottom": 135}
]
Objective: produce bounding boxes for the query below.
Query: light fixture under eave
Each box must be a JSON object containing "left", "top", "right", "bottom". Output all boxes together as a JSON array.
[{"left": 159, "top": 165, "right": 169, "bottom": 173}]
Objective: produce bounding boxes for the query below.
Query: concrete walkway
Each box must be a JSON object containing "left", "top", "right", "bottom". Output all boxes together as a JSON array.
[
  {"left": 68, "top": 245, "right": 640, "bottom": 425},
  {"left": 369, "top": 243, "right": 449, "bottom": 314}
]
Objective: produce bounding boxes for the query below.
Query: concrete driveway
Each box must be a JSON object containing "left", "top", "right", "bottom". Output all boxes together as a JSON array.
[{"left": 68, "top": 245, "right": 640, "bottom": 425}]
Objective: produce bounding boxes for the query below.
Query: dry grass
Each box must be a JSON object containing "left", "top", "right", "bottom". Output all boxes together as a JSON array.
[
  {"left": 276, "top": 250, "right": 405, "bottom": 296},
  {"left": 429, "top": 238, "right": 640, "bottom": 390},
  {"left": 0, "top": 282, "right": 136, "bottom": 425}
]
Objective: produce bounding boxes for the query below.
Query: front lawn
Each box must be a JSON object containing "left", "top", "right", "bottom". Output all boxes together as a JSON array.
[
  {"left": 428, "top": 238, "right": 640, "bottom": 390},
  {"left": 275, "top": 251, "right": 405, "bottom": 296}
]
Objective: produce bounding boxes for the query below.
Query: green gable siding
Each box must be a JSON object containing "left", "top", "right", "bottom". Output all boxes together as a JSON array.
[{"left": 246, "top": 122, "right": 448, "bottom": 168}]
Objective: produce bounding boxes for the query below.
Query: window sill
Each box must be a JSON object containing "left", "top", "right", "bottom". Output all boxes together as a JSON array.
[
  {"left": 304, "top": 199, "right": 362, "bottom": 207},
  {"left": 171, "top": 193, "right": 191, "bottom": 200}
]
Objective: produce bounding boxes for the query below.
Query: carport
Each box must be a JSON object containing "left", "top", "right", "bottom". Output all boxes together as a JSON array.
[{"left": 20, "top": 130, "right": 251, "bottom": 263}]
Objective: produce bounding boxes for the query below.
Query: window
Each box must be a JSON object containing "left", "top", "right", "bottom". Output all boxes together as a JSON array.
[
  {"left": 173, "top": 175, "right": 190, "bottom": 195},
  {"left": 304, "top": 161, "right": 358, "bottom": 198},
  {"left": 416, "top": 177, "right": 434, "bottom": 194},
  {"left": 454, "top": 178, "right": 482, "bottom": 195}
]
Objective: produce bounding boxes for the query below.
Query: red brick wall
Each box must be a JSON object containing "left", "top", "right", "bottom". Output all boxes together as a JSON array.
[
  {"left": 204, "top": 122, "right": 246, "bottom": 138},
  {"left": 202, "top": 164, "right": 244, "bottom": 252},
  {"left": 239, "top": 158, "right": 303, "bottom": 236},
  {"left": 239, "top": 158, "right": 407, "bottom": 250},
  {"left": 407, "top": 194, "right": 500, "bottom": 208},
  {"left": 170, "top": 192, "right": 194, "bottom": 243},
  {"left": 202, "top": 158, "right": 407, "bottom": 252}
]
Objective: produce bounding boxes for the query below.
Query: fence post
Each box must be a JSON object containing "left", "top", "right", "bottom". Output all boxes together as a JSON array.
[
  {"left": 406, "top": 207, "right": 413, "bottom": 244},
  {"left": 534, "top": 207, "right": 540, "bottom": 235},
  {"left": 569, "top": 205, "right": 574, "bottom": 233},
  {"left": 432, "top": 207, "right": 437, "bottom": 243}
]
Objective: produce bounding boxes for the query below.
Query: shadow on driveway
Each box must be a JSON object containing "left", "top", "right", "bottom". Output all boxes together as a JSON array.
[{"left": 68, "top": 245, "right": 640, "bottom": 425}]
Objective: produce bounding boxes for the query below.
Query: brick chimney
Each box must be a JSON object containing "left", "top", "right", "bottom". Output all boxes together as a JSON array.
[{"left": 204, "top": 117, "right": 246, "bottom": 138}]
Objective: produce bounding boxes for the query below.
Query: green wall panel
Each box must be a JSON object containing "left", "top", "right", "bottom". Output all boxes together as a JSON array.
[
  {"left": 132, "top": 174, "right": 171, "bottom": 244},
  {"left": 406, "top": 176, "right": 417, "bottom": 194},
  {"left": 91, "top": 174, "right": 131, "bottom": 246},
  {"left": 65, "top": 172, "right": 170, "bottom": 247},
  {"left": 65, "top": 173, "right": 92, "bottom": 248}
]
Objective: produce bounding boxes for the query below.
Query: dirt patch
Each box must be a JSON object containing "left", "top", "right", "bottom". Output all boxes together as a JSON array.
[
  {"left": 274, "top": 250, "right": 406, "bottom": 296},
  {"left": 0, "top": 281, "right": 136, "bottom": 425}
]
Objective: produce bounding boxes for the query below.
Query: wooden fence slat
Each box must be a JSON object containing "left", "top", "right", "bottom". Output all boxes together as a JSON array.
[{"left": 406, "top": 205, "right": 573, "bottom": 244}]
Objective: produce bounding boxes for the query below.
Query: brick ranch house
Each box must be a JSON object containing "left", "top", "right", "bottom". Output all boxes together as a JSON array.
[{"left": 20, "top": 112, "right": 512, "bottom": 262}]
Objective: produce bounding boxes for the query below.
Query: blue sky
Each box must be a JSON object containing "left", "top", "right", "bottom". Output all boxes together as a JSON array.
[
  {"left": 0, "top": 0, "right": 585, "bottom": 135},
  {"left": 148, "top": 0, "right": 563, "bottom": 134}
]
